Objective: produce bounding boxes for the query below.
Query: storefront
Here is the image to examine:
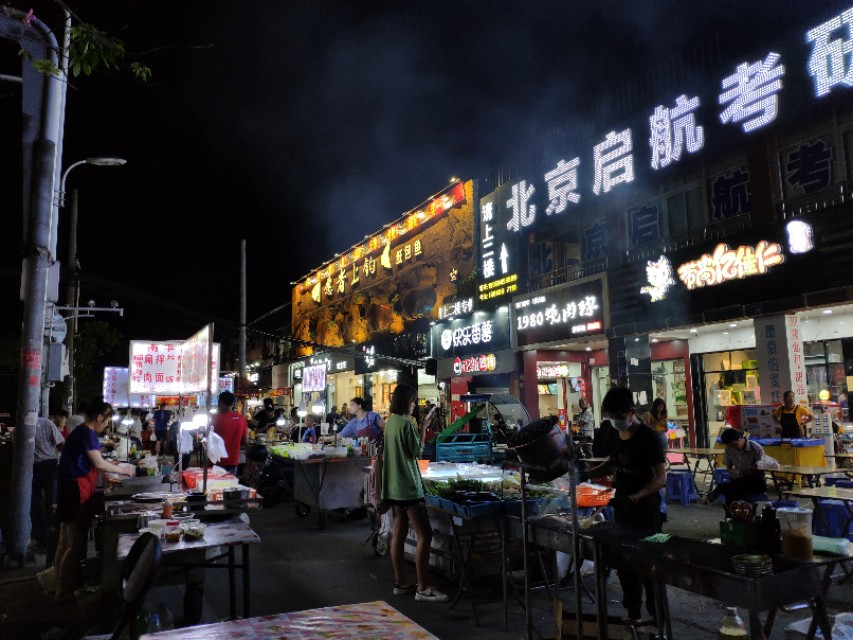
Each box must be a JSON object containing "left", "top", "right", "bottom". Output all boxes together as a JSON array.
[
  {"left": 610, "top": 215, "right": 852, "bottom": 445},
  {"left": 512, "top": 274, "right": 610, "bottom": 424},
  {"left": 430, "top": 306, "right": 514, "bottom": 423}
]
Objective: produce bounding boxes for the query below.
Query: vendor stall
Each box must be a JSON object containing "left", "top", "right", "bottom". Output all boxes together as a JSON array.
[{"left": 271, "top": 447, "right": 372, "bottom": 529}]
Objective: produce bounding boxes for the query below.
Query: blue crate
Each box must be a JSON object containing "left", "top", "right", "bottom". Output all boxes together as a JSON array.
[
  {"left": 814, "top": 499, "right": 853, "bottom": 540},
  {"left": 455, "top": 501, "right": 502, "bottom": 518},
  {"left": 436, "top": 433, "right": 493, "bottom": 463},
  {"left": 504, "top": 499, "right": 545, "bottom": 517}
]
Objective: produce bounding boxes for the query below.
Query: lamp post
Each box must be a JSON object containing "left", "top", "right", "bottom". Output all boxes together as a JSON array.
[{"left": 58, "top": 157, "right": 126, "bottom": 414}]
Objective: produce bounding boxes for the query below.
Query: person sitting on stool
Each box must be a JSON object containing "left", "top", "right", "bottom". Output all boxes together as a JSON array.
[{"left": 708, "top": 428, "right": 767, "bottom": 509}]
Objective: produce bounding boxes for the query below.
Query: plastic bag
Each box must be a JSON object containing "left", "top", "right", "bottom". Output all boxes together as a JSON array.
[
  {"left": 833, "top": 612, "right": 853, "bottom": 640},
  {"left": 207, "top": 432, "right": 228, "bottom": 463},
  {"left": 756, "top": 453, "right": 780, "bottom": 470}
]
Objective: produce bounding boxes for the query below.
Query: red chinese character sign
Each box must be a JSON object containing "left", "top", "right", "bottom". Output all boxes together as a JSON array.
[{"left": 129, "top": 340, "right": 183, "bottom": 394}]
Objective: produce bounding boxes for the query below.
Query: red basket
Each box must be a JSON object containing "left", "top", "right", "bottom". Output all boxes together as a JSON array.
[{"left": 576, "top": 486, "right": 612, "bottom": 507}]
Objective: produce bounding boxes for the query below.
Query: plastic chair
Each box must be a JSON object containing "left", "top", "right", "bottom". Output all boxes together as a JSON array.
[
  {"left": 665, "top": 470, "right": 698, "bottom": 505},
  {"left": 86, "top": 532, "right": 161, "bottom": 640}
]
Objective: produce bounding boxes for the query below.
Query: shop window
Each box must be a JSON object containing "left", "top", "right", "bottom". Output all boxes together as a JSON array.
[
  {"left": 651, "top": 359, "right": 688, "bottom": 422},
  {"left": 702, "top": 349, "right": 759, "bottom": 439}
]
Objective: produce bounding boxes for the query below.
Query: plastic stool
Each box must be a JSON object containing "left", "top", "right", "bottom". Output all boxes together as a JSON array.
[
  {"left": 714, "top": 468, "right": 733, "bottom": 485},
  {"left": 824, "top": 476, "right": 852, "bottom": 487},
  {"left": 665, "top": 471, "right": 698, "bottom": 505}
]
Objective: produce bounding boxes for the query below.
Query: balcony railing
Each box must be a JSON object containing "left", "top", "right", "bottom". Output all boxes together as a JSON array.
[
  {"left": 526, "top": 258, "right": 608, "bottom": 292},
  {"left": 778, "top": 182, "right": 850, "bottom": 220},
  {"left": 623, "top": 213, "right": 753, "bottom": 265}
]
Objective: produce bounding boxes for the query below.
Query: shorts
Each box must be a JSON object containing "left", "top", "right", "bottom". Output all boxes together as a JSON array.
[{"left": 387, "top": 498, "right": 425, "bottom": 509}]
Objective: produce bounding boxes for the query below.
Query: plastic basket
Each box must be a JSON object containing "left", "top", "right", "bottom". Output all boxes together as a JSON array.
[
  {"left": 455, "top": 501, "right": 502, "bottom": 518},
  {"left": 576, "top": 485, "right": 613, "bottom": 508},
  {"left": 504, "top": 499, "right": 545, "bottom": 517}
]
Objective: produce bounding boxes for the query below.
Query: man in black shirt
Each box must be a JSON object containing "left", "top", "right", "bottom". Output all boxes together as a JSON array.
[{"left": 588, "top": 387, "right": 667, "bottom": 626}]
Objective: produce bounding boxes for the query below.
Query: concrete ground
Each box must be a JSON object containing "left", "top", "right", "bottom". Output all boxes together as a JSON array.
[{"left": 1, "top": 478, "right": 851, "bottom": 639}]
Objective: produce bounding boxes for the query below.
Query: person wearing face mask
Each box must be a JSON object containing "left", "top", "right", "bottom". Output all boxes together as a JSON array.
[{"left": 587, "top": 387, "right": 667, "bottom": 627}]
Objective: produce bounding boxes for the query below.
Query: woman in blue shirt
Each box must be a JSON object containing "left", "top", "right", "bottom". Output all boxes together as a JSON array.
[
  {"left": 54, "top": 401, "right": 133, "bottom": 602},
  {"left": 339, "top": 397, "right": 385, "bottom": 442}
]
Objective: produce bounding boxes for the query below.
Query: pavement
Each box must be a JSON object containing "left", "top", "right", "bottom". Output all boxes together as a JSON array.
[{"left": 1, "top": 476, "right": 852, "bottom": 639}]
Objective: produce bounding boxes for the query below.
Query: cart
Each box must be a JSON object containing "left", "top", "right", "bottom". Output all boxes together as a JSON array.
[{"left": 273, "top": 454, "right": 371, "bottom": 529}]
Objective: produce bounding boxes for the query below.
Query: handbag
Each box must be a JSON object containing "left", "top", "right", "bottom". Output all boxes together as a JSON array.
[{"left": 367, "top": 440, "right": 390, "bottom": 515}]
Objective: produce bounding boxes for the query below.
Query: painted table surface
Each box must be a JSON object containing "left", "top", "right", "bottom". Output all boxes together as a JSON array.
[
  {"left": 782, "top": 485, "right": 853, "bottom": 500},
  {"left": 117, "top": 518, "right": 259, "bottom": 560},
  {"left": 769, "top": 465, "right": 838, "bottom": 475},
  {"left": 140, "top": 601, "right": 439, "bottom": 640},
  {"left": 668, "top": 448, "right": 723, "bottom": 456}
]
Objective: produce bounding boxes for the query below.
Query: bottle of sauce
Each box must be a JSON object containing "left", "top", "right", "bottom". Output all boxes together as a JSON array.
[
  {"left": 718, "top": 607, "right": 747, "bottom": 639},
  {"left": 161, "top": 498, "right": 173, "bottom": 519}
]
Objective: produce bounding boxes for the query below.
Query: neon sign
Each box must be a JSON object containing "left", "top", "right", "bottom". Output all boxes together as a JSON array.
[
  {"left": 453, "top": 354, "right": 497, "bottom": 376},
  {"left": 677, "top": 241, "right": 784, "bottom": 290},
  {"left": 640, "top": 255, "right": 676, "bottom": 302}
]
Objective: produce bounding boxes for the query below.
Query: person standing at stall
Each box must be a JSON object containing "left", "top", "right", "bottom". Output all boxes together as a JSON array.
[
  {"left": 54, "top": 401, "right": 134, "bottom": 602},
  {"left": 588, "top": 387, "right": 667, "bottom": 626},
  {"left": 31, "top": 416, "right": 64, "bottom": 548},
  {"left": 381, "top": 384, "right": 448, "bottom": 603},
  {"left": 339, "top": 397, "right": 385, "bottom": 442},
  {"left": 773, "top": 390, "right": 814, "bottom": 439},
  {"left": 576, "top": 397, "right": 595, "bottom": 439},
  {"left": 211, "top": 391, "right": 249, "bottom": 475},
  {"left": 645, "top": 398, "right": 669, "bottom": 450},
  {"left": 151, "top": 403, "right": 172, "bottom": 457}
]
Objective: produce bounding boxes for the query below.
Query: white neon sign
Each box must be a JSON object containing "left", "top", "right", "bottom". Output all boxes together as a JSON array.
[
  {"left": 439, "top": 320, "right": 493, "bottom": 352},
  {"left": 650, "top": 95, "right": 704, "bottom": 170},
  {"left": 719, "top": 52, "right": 785, "bottom": 133},
  {"left": 593, "top": 129, "right": 634, "bottom": 195},
  {"left": 544, "top": 158, "right": 581, "bottom": 214},
  {"left": 807, "top": 8, "right": 853, "bottom": 97},
  {"left": 640, "top": 255, "right": 676, "bottom": 302}
]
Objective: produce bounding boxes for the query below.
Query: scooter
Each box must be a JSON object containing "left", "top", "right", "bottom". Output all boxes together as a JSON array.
[{"left": 248, "top": 444, "right": 293, "bottom": 508}]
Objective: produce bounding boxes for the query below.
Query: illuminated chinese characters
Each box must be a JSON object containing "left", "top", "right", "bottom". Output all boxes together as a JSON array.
[
  {"left": 807, "top": 7, "right": 853, "bottom": 98},
  {"left": 453, "top": 354, "right": 497, "bottom": 376},
  {"left": 676, "top": 241, "right": 784, "bottom": 290},
  {"left": 439, "top": 320, "right": 493, "bottom": 352}
]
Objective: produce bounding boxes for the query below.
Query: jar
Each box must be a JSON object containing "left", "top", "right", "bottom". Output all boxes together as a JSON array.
[{"left": 161, "top": 498, "right": 173, "bottom": 519}]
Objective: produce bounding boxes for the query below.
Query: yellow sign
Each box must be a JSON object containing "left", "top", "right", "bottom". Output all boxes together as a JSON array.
[{"left": 677, "top": 240, "right": 784, "bottom": 290}]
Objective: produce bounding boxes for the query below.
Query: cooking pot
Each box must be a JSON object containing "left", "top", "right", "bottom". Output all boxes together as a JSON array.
[
  {"left": 508, "top": 419, "right": 570, "bottom": 482},
  {"left": 223, "top": 487, "right": 249, "bottom": 508}
]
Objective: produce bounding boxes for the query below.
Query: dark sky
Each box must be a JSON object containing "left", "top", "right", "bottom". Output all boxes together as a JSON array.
[{"left": 1, "top": 0, "right": 847, "bottom": 343}]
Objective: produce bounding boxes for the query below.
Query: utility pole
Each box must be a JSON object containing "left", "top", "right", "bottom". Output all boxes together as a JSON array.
[
  {"left": 1, "top": 8, "right": 65, "bottom": 564},
  {"left": 239, "top": 239, "right": 247, "bottom": 417}
]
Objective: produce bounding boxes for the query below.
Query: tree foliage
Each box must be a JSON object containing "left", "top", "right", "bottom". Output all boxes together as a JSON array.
[{"left": 72, "top": 320, "right": 123, "bottom": 408}]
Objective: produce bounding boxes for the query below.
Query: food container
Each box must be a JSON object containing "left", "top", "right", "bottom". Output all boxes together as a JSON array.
[
  {"left": 181, "top": 522, "right": 206, "bottom": 540},
  {"left": 223, "top": 487, "right": 249, "bottom": 508},
  {"left": 186, "top": 491, "right": 207, "bottom": 511},
  {"left": 417, "top": 459, "right": 430, "bottom": 473},
  {"left": 163, "top": 520, "right": 182, "bottom": 542},
  {"left": 777, "top": 507, "right": 813, "bottom": 560}
]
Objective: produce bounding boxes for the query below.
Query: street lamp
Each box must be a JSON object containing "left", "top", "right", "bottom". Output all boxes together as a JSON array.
[{"left": 58, "top": 156, "right": 127, "bottom": 414}]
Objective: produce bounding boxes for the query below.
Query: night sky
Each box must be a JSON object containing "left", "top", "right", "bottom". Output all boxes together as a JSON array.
[{"left": 0, "top": 1, "right": 846, "bottom": 344}]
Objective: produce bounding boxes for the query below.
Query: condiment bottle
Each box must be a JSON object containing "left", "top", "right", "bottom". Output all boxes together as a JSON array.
[
  {"left": 718, "top": 607, "right": 747, "bottom": 639},
  {"left": 161, "top": 498, "right": 173, "bottom": 519}
]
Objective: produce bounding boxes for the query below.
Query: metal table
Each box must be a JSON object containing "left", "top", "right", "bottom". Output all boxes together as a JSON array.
[
  {"left": 766, "top": 465, "right": 839, "bottom": 499},
  {"left": 582, "top": 524, "right": 829, "bottom": 640},
  {"left": 667, "top": 447, "right": 721, "bottom": 494},
  {"left": 117, "top": 517, "right": 259, "bottom": 622},
  {"left": 273, "top": 455, "right": 371, "bottom": 529}
]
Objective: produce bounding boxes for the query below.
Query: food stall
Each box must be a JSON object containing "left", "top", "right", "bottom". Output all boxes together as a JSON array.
[
  {"left": 269, "top": 442, "right": 372, "bottom": 529},
  {"left": 726, "top": 404, "right": 827, "bottom": 467}
]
